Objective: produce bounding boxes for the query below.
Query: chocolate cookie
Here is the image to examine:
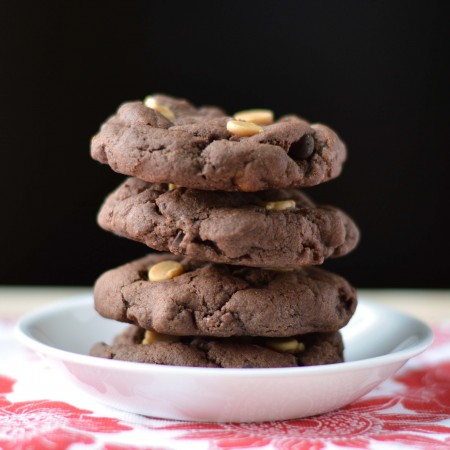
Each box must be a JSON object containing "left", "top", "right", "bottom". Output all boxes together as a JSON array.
[
  {"left": 90, "top": 325, "right": 344, "bottom": 368},
  {"left": 97, "top": 178, "right": 359, "bottom": 268},
  {"left": 91, "top": 94, "right": 346, "bottom": 192},
  {"left": 94, "top": 254, "right": 357, "bottom": 337}
]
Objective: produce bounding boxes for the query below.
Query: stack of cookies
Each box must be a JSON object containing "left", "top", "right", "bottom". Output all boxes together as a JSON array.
[{"left": 89, "top": 94, "right": 359, "bottom": 369}]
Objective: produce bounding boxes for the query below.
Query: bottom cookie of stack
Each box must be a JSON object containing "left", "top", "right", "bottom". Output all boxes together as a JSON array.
[{"left": 91, "top": 326, "right": 344, "bottom": 368}]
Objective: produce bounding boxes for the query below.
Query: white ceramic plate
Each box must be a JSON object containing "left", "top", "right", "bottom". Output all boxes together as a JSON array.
[{"left": 15, "top": 295, "right": 432, "bottom": 422}]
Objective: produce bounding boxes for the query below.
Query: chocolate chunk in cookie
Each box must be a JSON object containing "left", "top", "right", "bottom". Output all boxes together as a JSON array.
[
  {"left": 91, "top": 94, "right": 347, "bottom": 191},
  {"left": 90, "top": 325, "right": 344, "bottom": 368},
  {"left": 93, "top": 254, "right": 357, "bottom": 337},
  {"left": 97, "top": 178, "right": 359, "bottom": 268}
]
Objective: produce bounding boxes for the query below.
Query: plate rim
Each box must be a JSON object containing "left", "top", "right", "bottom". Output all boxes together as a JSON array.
[{"left": 14, "top": 294, "right": 434, "bottom": 378}]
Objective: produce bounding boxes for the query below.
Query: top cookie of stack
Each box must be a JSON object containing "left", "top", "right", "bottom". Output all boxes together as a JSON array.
[{"left": 91, "top": 94, "right": 346, "bottom": 192}]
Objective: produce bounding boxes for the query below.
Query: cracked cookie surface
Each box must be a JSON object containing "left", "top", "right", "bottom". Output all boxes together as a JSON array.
[
  {"left": 93, "top": 254, "right": 357, "bottom": 337},
  {"left": 91, "top": 94, "right": 347, "bottom": 191},
  {"left": 90, "top": 325, "right": 344, "bottom": 368},
  {"left": 97, "top": 178, "right": 360, "bottom": 268}
]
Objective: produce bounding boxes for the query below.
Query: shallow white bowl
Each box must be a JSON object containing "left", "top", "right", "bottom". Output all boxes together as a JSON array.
[{"left": 15, "top": 295, "right": 432, "bottom": 422}]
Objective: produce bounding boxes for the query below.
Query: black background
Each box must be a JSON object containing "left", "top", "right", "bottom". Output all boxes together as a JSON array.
[{"left": 0, "top": 1, "right": 449, "bottom": 287}]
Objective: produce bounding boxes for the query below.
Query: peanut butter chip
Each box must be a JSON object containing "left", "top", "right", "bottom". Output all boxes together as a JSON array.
[
  {"left": 142, "top": 330, "right": 180, "bottom": 345},
  {"left": 148, "top": 260, "right": 184, "bottom": 282},
  {"left": 168, "top": 183, "right": 177, "bottom": 191},
  {"left": 144, "top": 96, "right": 175, "bottom": 121},
  {"left": 258, "top": 200, "right": 296, "bottom": 211},
  {"left": 265, "top": 338, "right": 305, "bottom": 353},
  {"left": 227, "top": 119, "right": 264, "bottom": 137},
  {"left": 234, "top": 109, "right": 274, "bottom": 125}
]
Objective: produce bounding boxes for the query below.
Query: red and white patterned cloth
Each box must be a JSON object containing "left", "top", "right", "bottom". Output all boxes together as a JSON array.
[{"left": 2, "top": 318, "right": 450, "bottom": 450}]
